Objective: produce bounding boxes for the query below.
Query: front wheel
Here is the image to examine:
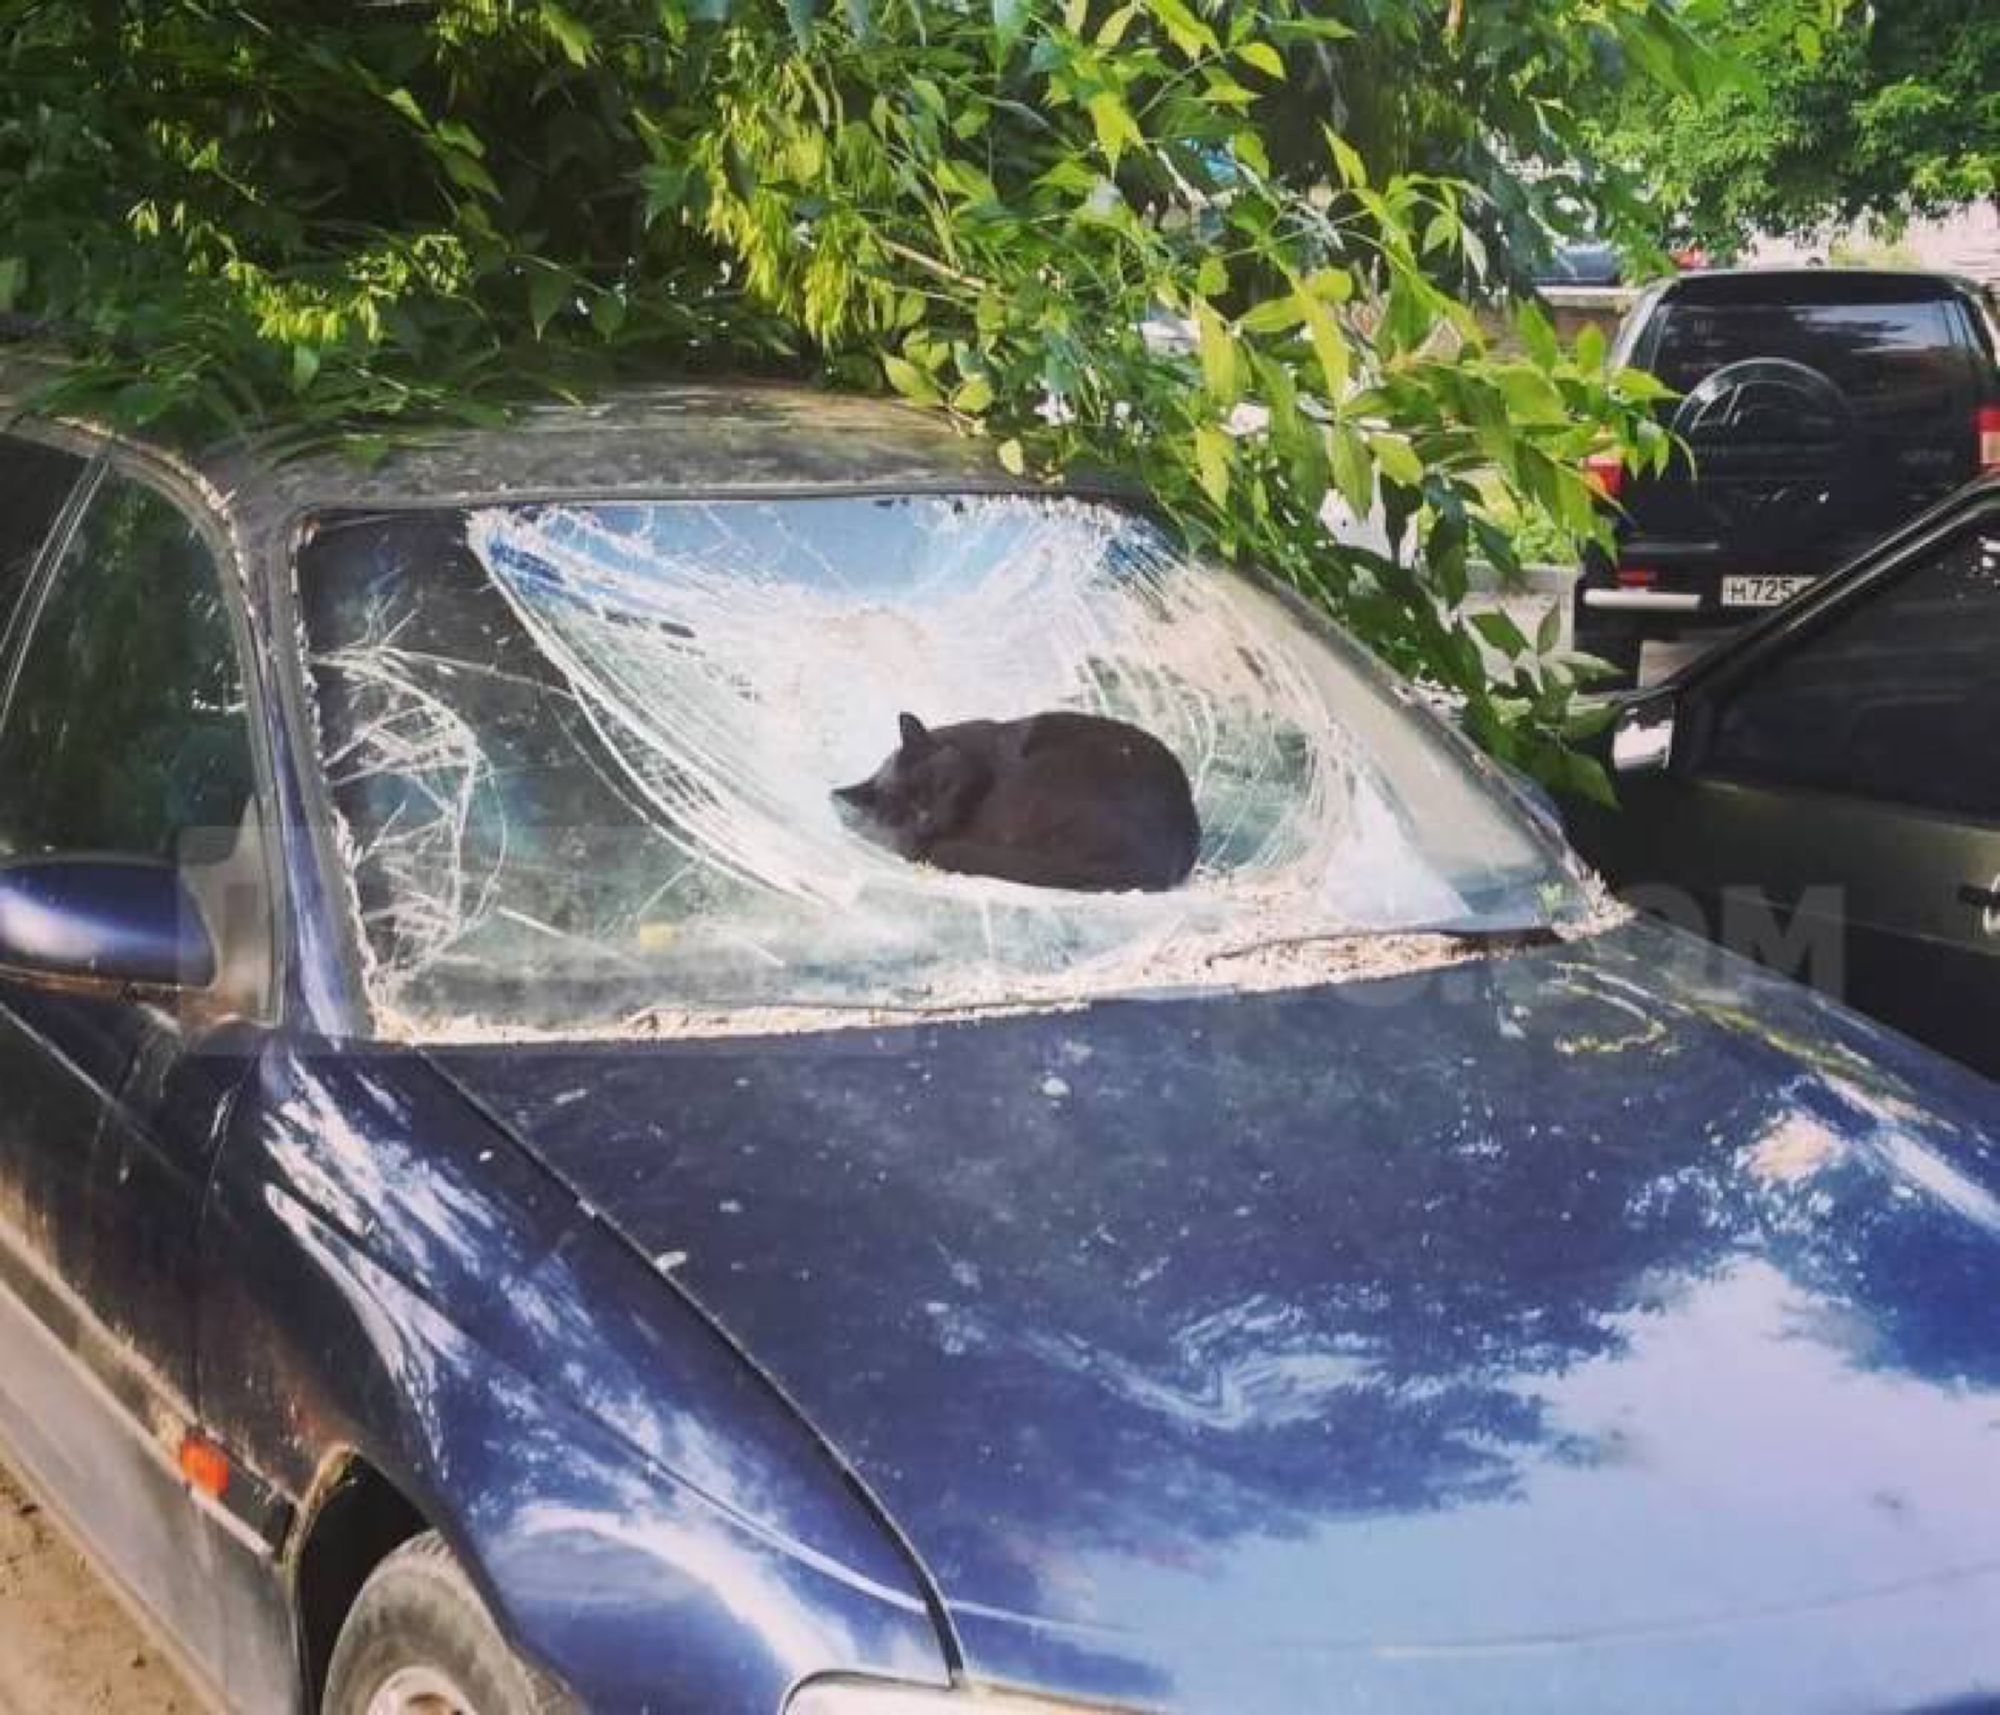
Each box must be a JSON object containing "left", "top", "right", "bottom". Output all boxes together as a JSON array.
[{"left": 323, "top": 1532, "right": 562, "bottom": 1715}]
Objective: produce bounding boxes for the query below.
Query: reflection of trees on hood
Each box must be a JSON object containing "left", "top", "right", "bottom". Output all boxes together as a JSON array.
[{"left": 434, "top": 927, "right": 2000, "bottom": 1620}]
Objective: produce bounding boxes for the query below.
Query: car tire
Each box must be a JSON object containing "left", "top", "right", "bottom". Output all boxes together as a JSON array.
[{"left": 322, "top": 1531, "right": 563, "bottom": 1715}]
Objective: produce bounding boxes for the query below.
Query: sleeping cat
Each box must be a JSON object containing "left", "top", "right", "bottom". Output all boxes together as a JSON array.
[{"left": 832, "top": 710, "right": 1200, "bottom": 892}]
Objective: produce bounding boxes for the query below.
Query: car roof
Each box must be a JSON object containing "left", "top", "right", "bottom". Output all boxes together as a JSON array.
[
  {"left": 0, "top": 358, "right": 1068, "bottom": 529},
  {"left": 1647, "top": 267, "right": 1992, "bottom": 307},
  {"left": 208, "top": 381, "right": 1030, "bottom": 516}
]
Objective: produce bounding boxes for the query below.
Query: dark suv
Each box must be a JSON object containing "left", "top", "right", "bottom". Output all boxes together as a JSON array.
[{"left": 1574, "top": 268, "right": 2000, "bottom": 679}]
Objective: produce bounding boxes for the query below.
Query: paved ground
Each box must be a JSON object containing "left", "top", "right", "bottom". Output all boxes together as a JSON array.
[{"left": 0, "top": 1463, "right": 200, "bottom": 1714}]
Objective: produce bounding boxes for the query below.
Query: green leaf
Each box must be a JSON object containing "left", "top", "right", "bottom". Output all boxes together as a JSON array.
[
  {"left": 1271, "top": 14, "right": 1354, "bottom": 41},
  {"left": 1236, "top": 40, "right": 1284, "bottom": 79},
  {"left": 1562, "top": 699, "right": 1619, "bottom": 740},
  {"left": 1575, "top": 322, "right": 1607, "bottom": 373},
  {"left": 1238, "top": 293, "right": 1305, "bottom": 335},
  {"left": 1085, "top": 90, "right": 1144, "bottom": 164},
  {"left": 883, "top": 354, "right": 942, "bottom": 403},
  {"left": 0, "top": 257, "right": 23, "bottom": 314},
  {"left": 1322, "top": 126, "right": 1367, "bottom": 188},
  {"left": 1563, "top": 651, "right": 1627, "bottom": 685},
  {"left": 591, "top": 291, "right": 628, "bottom": 338},
  {"left": 1469, "top": 609, "right": 1530, "bottom": 658},
  {"left": 1193, "top": 422, "right": 1231, "bottom": 505},
  {"left": 432, "top": 121, "right": 485, "bottom": 157},
  {"left": 1560, "top": 750, "right": 1618, "bottom": 808},
  {"left": 1301, "top": 299, "right": 1348, "bottom": 397},
  {"left": 1516, "top": 300, "right": 1558, "bottom": 369},
  {"left": 997, "top": 438, "right": 1026, "bottom": 475},
  {"left": 952, "top": 372, "right": 995, "bottom": 413},
  {"left": 439, "top": 149, "right": 501, "bottom": 198},
  {"left": 1329, "top": 424, "right": 1372, "bottom": 513},
  {"left": 113, "top": 380, "right": 176, "bottom": 425},
  {"left": 992, "top": 0, "right": 1031, "bottom": 58},
  {"left": 1536, "top": 601, "right": 1562, "bottom": 653},
  {"left": 1197, "top": 72, "right": 1257, "bottom": 108},
  {"left": 1494, "top": 366, "right": 1565, "bottom": 423},
  {"left": 290, "top": 344, "right": 320, "bottom": 394},
  {"left": 1611, "top": 364, "right": 1674, "bottom": 403},
  {"left": 1146, "top": 0, "right": 1219, "bottom": 59},
  {"left": 1231, "top": 126, "right": 1270, "bottom": 177},
  {"left": 539, "top": 2, "right": 595, "bottom": 64},
  {"left": 1098, "top": 2, "right": 1141, "bottom": 47},
  {"left": 1195, "top": 302, "right": 1239, "bottom": 404},
  {"left": 1368, "top": 432, "right": 1423, "bottom": 486},
  {"left": 638, "top": 162, "right": 688, "bottom": 226},
  {"left": 528, "top": 268, "right": 568, "bottom": 337}
]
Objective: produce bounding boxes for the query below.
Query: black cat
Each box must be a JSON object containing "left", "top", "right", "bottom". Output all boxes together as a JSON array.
[{"left": 833, "top": 710, "right": 1200, "bottom": 892}]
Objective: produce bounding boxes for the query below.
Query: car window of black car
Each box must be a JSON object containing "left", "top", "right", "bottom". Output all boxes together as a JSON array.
[
  {"left": 0, "top": 435, "right": 89, "bottom": 650},
  {"left": 1649, "top": 300, "right": 1973, "bottom": 409},
  {"left": 0, "top": 470, "right": 258, "bottom": 865},
  {"left": 1699, "top": 523, "right": 2000, "bottom": 822}
]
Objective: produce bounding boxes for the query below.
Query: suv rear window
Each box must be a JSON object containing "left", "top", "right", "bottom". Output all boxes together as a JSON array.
[{"left": 1649, "top": 300, "right": 1971, "bottom": 405}]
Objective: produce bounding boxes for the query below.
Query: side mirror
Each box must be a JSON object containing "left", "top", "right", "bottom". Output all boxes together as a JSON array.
[
  {"left": 0, "top": 859, "right": 217, "bottom": 991},
  {"left": 1610, "top": 695, "right": 1676, "bottom": 776}
]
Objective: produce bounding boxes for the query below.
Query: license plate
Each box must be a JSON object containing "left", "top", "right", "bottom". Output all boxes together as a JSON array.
[{"left": 1721, "top": 574, "right": 1813, "bottom": 608}]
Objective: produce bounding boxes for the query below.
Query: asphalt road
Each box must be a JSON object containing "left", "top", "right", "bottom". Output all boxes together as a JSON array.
[{"left": 0, "top": 1462, "right": 201, "bottom": 1713}]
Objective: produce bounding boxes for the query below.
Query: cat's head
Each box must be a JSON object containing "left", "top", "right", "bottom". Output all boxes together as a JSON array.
[{"left": 833, "top": 712, "right": 991, "bottom": 858}]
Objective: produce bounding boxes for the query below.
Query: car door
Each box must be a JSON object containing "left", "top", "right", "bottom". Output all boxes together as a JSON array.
[
  {"left": 1616, "top": 502, "right": 2000, "bottom": 1078},
  {"left": 0, "top": 429, "right": 101, "bottom": 1240},
  {"left": 0, "top": 450, "right": 278, "bottom": 1691}
]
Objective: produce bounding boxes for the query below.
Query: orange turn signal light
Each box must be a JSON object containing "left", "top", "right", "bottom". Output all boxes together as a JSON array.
[{"left": 179, "top": 1433, "right": 232, "bottom": 1500}]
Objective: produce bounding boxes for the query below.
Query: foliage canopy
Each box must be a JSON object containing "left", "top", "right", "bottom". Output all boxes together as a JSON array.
[
  {"left": 1593, "top": 0, "right": 1997, "bottom": 249},
  {"left": 0, "top": 0, "right": 1724, "bottom": 797}
]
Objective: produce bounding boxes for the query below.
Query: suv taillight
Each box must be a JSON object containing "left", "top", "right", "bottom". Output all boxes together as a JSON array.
[
  {"left": 1979, "top": 405, "right": 2000, "bottom": 473},
  {"left": 1582, "top": 450, "right": 1625, "bottom": 500}
]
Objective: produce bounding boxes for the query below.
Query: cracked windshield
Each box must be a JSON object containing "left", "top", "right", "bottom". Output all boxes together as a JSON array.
[{"left": 296, "top": 494, "right": 1578, "bottom": 1036}]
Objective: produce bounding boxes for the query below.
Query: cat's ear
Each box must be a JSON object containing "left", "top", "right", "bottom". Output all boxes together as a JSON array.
[
  {"left": 832, "top": 780, "right": 876, "bottom": 808},
  {"left": 898, "top": 711, "right": 933, "bottom": 753}
]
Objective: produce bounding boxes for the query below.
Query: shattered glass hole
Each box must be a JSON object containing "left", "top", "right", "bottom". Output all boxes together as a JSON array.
[{"left": 297, "top": 495, "right": 1573, "bottom": 1035}]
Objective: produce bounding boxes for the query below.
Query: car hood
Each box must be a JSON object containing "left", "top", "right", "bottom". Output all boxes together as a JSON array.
[{"left": 431, "top": 920, "right": 2000, "bottom": 1711}]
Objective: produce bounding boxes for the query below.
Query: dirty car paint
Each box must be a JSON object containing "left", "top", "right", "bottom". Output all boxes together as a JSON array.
[
  {"left": 5, "top": 379, "right": 1998, "bottom": 1714},
  {"left": 194, "top": 1042, "right": 948, "bottom": 1710},
  {"left": 434, "top": 916, "right": 2000, "bottom": 1713}
]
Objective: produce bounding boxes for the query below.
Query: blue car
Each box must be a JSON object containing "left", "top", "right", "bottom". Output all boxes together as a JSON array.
[{"left": 0, "top": 374, "right": 1996, "bottom": 1715}]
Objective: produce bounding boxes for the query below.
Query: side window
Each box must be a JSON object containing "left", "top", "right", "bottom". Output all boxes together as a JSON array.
[
  {"left": 0, "top": 472, "right": 258, "bottom": 864},
  {"left": 0, "top": 436, "right": 89, "bottom": 645},
  {"left": 1702, "top": 525, "right": 2000, "bottom": 820}
]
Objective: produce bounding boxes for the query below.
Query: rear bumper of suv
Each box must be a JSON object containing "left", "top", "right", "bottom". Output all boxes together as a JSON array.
[
  {"left": 1577, "top": 587, "right": 1706, "bottom": 615},
  {"left": 1569, "top": 531, "right": 1877, "bottom": 656}
]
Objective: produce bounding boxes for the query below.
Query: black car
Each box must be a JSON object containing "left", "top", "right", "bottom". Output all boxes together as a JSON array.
[
  {"left": 1575, "top": 269, "right": 2000, "bottom": 679},
  {"left": 1567, "top": 475, "right": 2000, "bottom": 1080}
]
